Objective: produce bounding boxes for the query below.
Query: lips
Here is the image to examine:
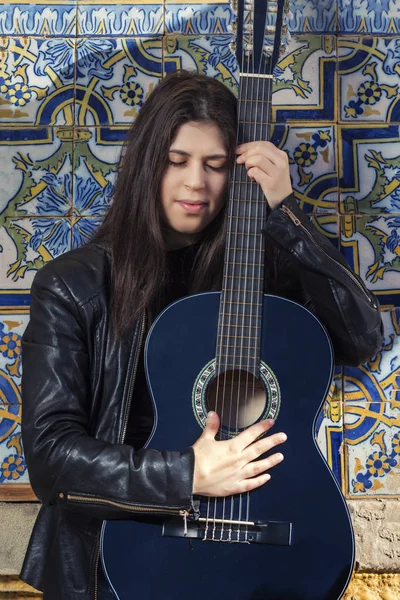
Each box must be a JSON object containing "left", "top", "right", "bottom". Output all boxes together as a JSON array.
[{"left": 176, "top": 200, "right": 207, "bottom": 214}]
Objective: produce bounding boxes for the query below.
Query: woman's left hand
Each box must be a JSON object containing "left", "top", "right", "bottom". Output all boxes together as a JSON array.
[{"left": 236, "top": 141, "right": 293, "bottom": 210}]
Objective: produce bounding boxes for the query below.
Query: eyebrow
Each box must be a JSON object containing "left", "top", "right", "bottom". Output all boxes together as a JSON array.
[{"left": 169, "top": 149, "right": 228, "bottom": 160}]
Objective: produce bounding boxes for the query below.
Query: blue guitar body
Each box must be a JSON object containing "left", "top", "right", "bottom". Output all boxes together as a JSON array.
[{"left": 101, "top": 292, "right": 355, "bottom": 600}]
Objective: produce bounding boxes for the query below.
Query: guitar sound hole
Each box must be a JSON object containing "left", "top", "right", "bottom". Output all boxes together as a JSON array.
[{"left": 207, "top": 369, "right": 266, "bottom": 429}]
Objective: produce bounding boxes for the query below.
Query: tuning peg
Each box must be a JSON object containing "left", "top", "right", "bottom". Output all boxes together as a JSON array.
[{"left": 265, "top": 25, "right": 276, "bottom": 33}]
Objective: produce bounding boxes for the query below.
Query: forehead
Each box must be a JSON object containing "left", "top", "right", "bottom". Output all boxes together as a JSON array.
[{"left": 170, "top": 121, "right": 226, "bottom": 154}]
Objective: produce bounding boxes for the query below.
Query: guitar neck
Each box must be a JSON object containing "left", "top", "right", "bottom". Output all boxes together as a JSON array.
[{"left": 216, "top": 0, "right": 286, "bottom": 376}]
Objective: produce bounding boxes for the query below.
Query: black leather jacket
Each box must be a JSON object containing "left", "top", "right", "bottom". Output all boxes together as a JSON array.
[{"left": 20, "top": 196, "right": 383, "bottom": 599}]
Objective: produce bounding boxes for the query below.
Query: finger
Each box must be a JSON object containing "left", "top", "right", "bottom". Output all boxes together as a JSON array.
[
  {"left": 201, "top": 411, "right": 220, "bottom": 441},
  {"left": 244, "top": 432, "right": 287, "bottom": 461},
  {"left": 237, "top": 472, "right": 271, "bottom": 494},
  {"left": 242, "top": 451, "right": 284, "bottom": 479},
  {"left": 236, "top": 142, "right": 287, "bottom": 165},
  {"left": 243, "top": 155, "right": 275, "bottom": 176},
  {"left": 233, "top": 418, "right": 275, "bottom": 450},
  {"left": 247, "top": 166, "right": 272, "bottom": 188}
]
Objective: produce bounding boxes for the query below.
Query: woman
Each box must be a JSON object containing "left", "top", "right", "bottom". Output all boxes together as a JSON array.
[{"left": 20, "top": 71, "right": 382, "bottom": 599}]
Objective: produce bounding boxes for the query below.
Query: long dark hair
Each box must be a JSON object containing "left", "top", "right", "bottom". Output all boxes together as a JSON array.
[{"left": 90, "top": 71, "right": 237, "bottom": 339}]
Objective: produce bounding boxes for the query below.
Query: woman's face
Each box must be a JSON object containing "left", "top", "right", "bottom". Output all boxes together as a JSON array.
[{"left": 160, "top": 120, "right": 229, "bottom": 249}]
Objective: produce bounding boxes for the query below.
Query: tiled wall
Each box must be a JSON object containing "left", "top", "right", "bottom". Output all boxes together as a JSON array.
[{"left": 0, "top": 0, "right": 399, "bottom": 511}]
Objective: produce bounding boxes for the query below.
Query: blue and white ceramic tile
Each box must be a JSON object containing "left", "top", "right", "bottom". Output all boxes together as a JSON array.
[
  {"left": 343, "top": 310, "right": 400, "bottom": 496},
  {"left": 338, "top": 0, "right": 400, "bottom": 35},
  {"left": 77, "top": 3, "right": 164, "bottom": 36},
  {"left": 0, "top": 37, "right": 75, "bottom": 126},
  {"left": 316, "top": 367, "right": 344, "bottom": 488},
  {"left": 73, "top": 127, "right": 125, "bottom": 220},
  {"left": 0, "top": 128, "right": 73, "bottom": 218},
  {"left": 0, "top": 4, "right": 77, "bottom": 37},
  {"left": 340, "top": 215, "right": 400, "bottom": 308},
  {"left": 0, "top": 216, "right": 72, "bottom": 290},
  {"left": 339, "top": 125, "right": 400, "bottom": 214},
  {"left": 288, "top": 0, "right": 337, "bottom": 34},
  {"left": 165, "top": 3, "right": 234, "bottom": 35},
  {"left": 339, "top": 38, "right": 400, "bottom": 123},
  {"left": 0, "top": 311, "right": 29, "bottom": 485},
  {"left": 273, "top": 35, "right": 336, "bottom": 122},
  {"left": 163, "top": 34, "right": 237, "bottom": 91},
  {"left": 273, "top": 124, "right": 338, "bottom": 214},
  {"left": 344, "top": 309, "right": 400, "bottom": 404},
  {"left": 75, "top": 38, "right": 162, "bottom": 126},
  {"left": 344, "top": 401, "right": 400, "bottom": 496}
]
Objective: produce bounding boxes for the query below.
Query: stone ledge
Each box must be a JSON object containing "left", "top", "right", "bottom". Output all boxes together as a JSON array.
[
  {"left": 343, "top": 573, "right": 400, "bottom": 600},
  {"left": 0, "top": 573, "right": 399, "bottom": 599},
  {"left": 0, "top": 575, "right": 41, "bottom": 598}
]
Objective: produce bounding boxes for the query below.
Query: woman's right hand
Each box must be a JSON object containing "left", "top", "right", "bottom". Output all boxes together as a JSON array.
[{"left": 192, "top": 412, "right": 287, "bottom": 497}]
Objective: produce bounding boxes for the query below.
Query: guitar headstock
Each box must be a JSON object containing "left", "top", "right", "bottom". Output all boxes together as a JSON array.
[{"left": 233, "top": 0, "right": 291, "bottom": 77}]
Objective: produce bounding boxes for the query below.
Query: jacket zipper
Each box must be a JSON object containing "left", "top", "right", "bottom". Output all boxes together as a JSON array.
[
  {"left": 66, "top": 493, "right": 189, "bottom": 517},
  {"left": 280, "top": 204, "right": 375, "bottom": 304},
  {"left": 92, "top": 312, "right": 146, "bottom": 600}
]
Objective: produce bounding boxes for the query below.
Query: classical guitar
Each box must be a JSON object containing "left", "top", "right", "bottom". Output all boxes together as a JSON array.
[{"left": 101, "top": 1, "right": 355, "bottom": 598}]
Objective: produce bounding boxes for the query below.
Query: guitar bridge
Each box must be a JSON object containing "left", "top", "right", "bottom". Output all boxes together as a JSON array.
[{"left": 162, "top": 517, "right": 292, "bottom": 546}]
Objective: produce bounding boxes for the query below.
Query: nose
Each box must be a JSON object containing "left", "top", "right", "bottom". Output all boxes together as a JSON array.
[{"left": 184, "top": 161, "right": 206, "bottom": 191}]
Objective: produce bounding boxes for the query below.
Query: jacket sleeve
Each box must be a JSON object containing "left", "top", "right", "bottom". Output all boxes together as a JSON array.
[
  {"left": 263, "top": 195, "right": 383, "bottom": 366},
  {"left": 21, "top": 262, "right": 195, "bottom": 520}
]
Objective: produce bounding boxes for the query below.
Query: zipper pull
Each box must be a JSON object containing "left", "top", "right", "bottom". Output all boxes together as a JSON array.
[
  {"left": 180, "top": 510, "right": 188, "bottom": 536},
  {"left": 281, "top": 204, "right": 301, "bottom": 226}
]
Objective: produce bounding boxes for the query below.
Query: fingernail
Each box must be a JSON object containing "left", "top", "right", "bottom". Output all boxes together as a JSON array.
[
  {"left": 280, "top": 433, "right": 287, "bottom": 442},
  {"left": 277, "top": 453, "right": 284, "bottom": 461},
  {"left": 266, "top": 419, "right": 275, "bottom": 426}
]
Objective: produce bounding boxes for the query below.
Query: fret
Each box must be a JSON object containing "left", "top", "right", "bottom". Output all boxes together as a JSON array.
[
  {"left": 224, "top": 274, "right": 263, "bottom": 281},
  {"left": 219, "top": 300, "right": 262, "bottom": 306},
  {"left": 226, "top": 220, "right": 265, "bottom": 235},
  {"left": 222, "top": 286, "right": 263, "bottom": 295},
  {"left": 238, "top": 120, "right": 273, "bottom": 126},
  {"left": 229, "top": 215, "right": 265, "bottom": 221},
  {"left": 230, "top": 196, "right": 265, "bottom": 202},
  {"left": 224, "top": 247, "right": 264, "bottom": 253},
  {"left": 219, "top": 331, "right": 259, "bottom": 339},
  {"left": 226, "top": 260, "right": 264, "bottom": 266},
  {"left": 220, "top": 311, "right": 261, "bottom": 320}
]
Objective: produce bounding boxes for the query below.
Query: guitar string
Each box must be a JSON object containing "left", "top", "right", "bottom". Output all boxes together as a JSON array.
[
  {"left": 217, "top": 0, "right": 252, "bottom": 542},
  {"left": 223, "top": 13, "right": 251, "bottom": 542},
  {"left": 246, "top": 8, "right": 277, "bottom": 539},
  {"left": 203, "top": 6, "right": 249, "bottom": 541},
  {"left": 239, "top": 8, "right": 268, "bottom": 542},
  {"left": 231, "top": 0, "right": 261, "bottom": 543}
]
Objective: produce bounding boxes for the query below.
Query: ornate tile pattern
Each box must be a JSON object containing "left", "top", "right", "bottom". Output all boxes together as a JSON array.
[
  {"left": 165, "top": 3, "right": 234, "bottom": 35},
  {"left": 340, "top": 215, "right": 400, "bottom": 308},
  {"left": 344, "top": 309, "right": 400, "bottom": 496},
  {"left": 0, "top": 38, "right": 75, "bottom": 126},
  {"left": 339, "top": 125, "right": 400, "bottom": 215},
  {"left": 338, "top": 0, "right": 400, "bottom": 35},
  {"left": 0, "top": 4, "right": 77, "bottom": 37},
  {"left": 0, "top": 311, "right": 30, "bottom": 485},
  {"left": 74, "top": 37, "right": 162, "bottom": 126},
  {"left": 287, "top": 0, "right": 337, "bottom": 33},
  {"left": 273, "top": 35, "right": 337, "bottom": 122},
  {"left": 338, "top": 37, "right": 400, "bottom": 123},
  {"left": 273, "top": 124, "right": 338, "bottom": 214},
  {"left": 77, "top": 3, "right": 164, "bottom": 36}
]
